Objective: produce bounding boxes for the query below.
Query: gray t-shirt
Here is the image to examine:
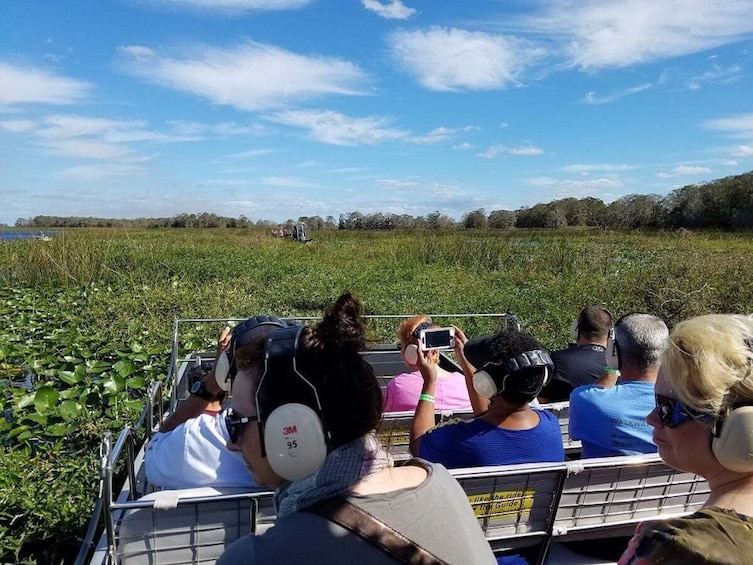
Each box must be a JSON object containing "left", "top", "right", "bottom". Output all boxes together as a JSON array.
[{"left": 218, "top": 459, "right": 496, "bottom": 565}]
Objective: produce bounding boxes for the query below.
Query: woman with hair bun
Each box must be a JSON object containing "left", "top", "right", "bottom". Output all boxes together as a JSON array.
[
  {"left": 619, "top": 314, "right": 753, "bottom": 565},
  {"left": 219, "top": 293, "right": 496, "bottom": 565}
]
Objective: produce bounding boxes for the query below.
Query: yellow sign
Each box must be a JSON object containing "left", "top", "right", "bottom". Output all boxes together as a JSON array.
[{"left": 468, "top": 489, "right": 534, "bottom": 519}]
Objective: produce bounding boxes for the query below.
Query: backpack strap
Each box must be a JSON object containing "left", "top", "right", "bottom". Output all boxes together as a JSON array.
[{"left": 307, "top": 496, "right": 449, "bottom": 565}]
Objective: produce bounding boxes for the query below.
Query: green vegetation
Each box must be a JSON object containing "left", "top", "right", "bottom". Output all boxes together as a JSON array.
[{"left": 1, "top": 227, "right": 753, "bottom": 563}]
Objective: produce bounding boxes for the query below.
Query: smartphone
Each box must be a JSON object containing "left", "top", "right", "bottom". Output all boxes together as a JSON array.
[{"left": 419, "top": 327, "right": 456, "bottom": 350}]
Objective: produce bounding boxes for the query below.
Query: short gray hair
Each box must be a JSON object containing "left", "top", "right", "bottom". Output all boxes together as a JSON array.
[{"left": 615, "top": 313, "right": 669, "bottom": 371}]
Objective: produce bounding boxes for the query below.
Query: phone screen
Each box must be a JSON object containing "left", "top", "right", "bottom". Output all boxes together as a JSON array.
[{"left": 423, "top": 328, "right": 453, "bottom": 349}]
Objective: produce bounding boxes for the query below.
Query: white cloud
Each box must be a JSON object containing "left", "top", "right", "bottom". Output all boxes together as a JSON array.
[
  {"left": 0, "top": 119, "right": 36, "bottom": 133},
  {"left": 389, "top": 27, "right": 543, "bottom": 91},
  {"left": 59, "top": 163, "right": 144, "bottom": 179},
  {"left": 261, "top": 176, "right": 317, "bottom": 188},
  {"left": 454, "top": 142, "right": 474, "bottom": 150},
  {"left": 410, "top": 126, "right": 462, "bottom": 145},
  {"left": 525, "top": 0, "right": 753, "bottom": 70},
  {"left": 476, "top": 144, "right": 544, "bottom": 158},
  {"left": 144, "top": 0, "right": 310, "bottom": 13},
  {"left": 42, "top": 139, "right": 131, "bottom": 160},
  {"left": 526, "top": 176, "right": 624, "bottom": 198},
  {"left": 561, "top": 163, "right": 634, "bottom": 173},
  {"left": 732, "top": 145, "right": 753, "bottom": 157},
  {"left": 656, "top": 165, "right": 713, "bottom": 178},
  {"left": 377, "top": 179, "right": 421, "bottom": 190},
  {"left": 0, "top": 61, "right": 90, "bottom": 105},
  {"left": 584, "top": 83, "right": 651, "bottom": 105},
  {"left": 362, "top": 0, "right": 415, "bottom": 20},
  {"left": 703, "top": 112, "right": 753, "bottom": 139},
  {"left": 271, "top": 109, "right": 407, "bottom": 146},
  {"left": 686, "top": 63, "right": 743, "bottom": 89},
  {"left": 118, "top": 42, "right": 367, "bottom": 111}
]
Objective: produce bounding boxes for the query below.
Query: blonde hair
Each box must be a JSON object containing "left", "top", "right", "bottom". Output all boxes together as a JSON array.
[
  {"left": 398, "top": 314, "right": 439, "bottom": 365},
  {"left": 662, "top": 314, "right": 753, "bottom": 414}
]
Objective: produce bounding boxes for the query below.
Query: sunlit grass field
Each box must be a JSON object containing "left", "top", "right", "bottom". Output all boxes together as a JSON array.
[{"left": 1, "top": 227, "right": 752, "bottom": 562}]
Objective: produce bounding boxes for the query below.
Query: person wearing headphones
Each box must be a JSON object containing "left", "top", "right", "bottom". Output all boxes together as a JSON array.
[
  {"left": 145, "top": 318, "right": 283, "bottom": 490},
  {"left": 383, "top": 315, "right": 471, "bottom": 412},
  {"left": 539, "top": 305, "right": 613, "bottom": 402},
  {"left": 219, "top": 293, "right": 497, "bottom": 565},
  {"left": 409, "top": 326, "right": 564, "bottom": 469},
  {"left": 618, "top": 314, "right": 753, "bottom": 565},
  {"left": 569, "top": 313, "right": 668, "bottom": 458}
]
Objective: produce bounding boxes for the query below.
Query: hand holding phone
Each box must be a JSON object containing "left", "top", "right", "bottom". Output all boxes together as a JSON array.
[{"left": 419, "top": 327, "right": 456, "bottom": 351}]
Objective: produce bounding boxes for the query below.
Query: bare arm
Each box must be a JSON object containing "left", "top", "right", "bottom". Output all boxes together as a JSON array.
[
  {"left": 594, "top": 368, "right": 620, "bottom": 389},
  {"left": 158, "top": 326, "right": 231, "bottom": 433},
  {"left": 409, "top": 345, "right": 438, "bottom": 456},
  {"left": 453, "top": 326, "right": 489, "bottom": 415}
]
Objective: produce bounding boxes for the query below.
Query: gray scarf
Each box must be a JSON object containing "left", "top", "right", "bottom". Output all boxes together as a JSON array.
[{"left": 274, "top": 432, "right": 392, "bottom": 518}]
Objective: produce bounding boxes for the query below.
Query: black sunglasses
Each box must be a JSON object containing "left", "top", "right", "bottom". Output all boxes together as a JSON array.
[
  {"left": 654, "top": 394, "right": 714, "bottom": 429},
  {"left": 225, "top": 409, "right": 259, "bottom": 443}
]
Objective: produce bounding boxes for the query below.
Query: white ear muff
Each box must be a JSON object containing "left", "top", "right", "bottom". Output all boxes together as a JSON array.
[
  {"left": 473, "top": 371, "right": 498, "bottom": 400},
  {"left": 263, "top": 403, "right": 327, "bottom": 481},
  {"left": 569, "top": 319, "right": 579, "bottom": 342},
  {"left": 712, "top": 406, "right": 753, "bottom": 472},
  {"left": 214, "top": 352, "right": 231, "bottom": 392},
  {"left": 404, "top": 344, "right": 419, "bottom": 366},
  {"left": 606, "top": 339, "right": 619, "bottom": 371}
]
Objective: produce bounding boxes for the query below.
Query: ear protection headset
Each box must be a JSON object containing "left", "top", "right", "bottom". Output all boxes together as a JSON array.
[
  {"left": 255, "top": 325, "right": 330, "bottom": 481},
  {"left": 606, "top": 336, "right": 620, "bottom": 371},
  {"left": 711, "top": 406, "right": 753, "bottom": 472},
  {"left": 215, "top": 315, "right": 289, "bottom": 392},
  {"left": 569, "top": 307, "right": 615, "bottom": 342},
  {"left": 711, "top": 338, "right": 753, "bottom": 472},
  {"left": 403, "top": 321, "right": 433, "bottom": 366},
  {"left": 472, "top": 349, "right": 554, "bottom": 400}
]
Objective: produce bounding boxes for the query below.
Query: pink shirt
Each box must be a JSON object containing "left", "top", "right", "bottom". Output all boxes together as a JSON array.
[{"left": 383, "top": 370, "right": 472, "bottom": 412}]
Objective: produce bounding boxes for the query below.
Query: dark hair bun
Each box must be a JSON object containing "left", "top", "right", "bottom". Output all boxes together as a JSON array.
[{"left": 311, "top": 292, "right": 366, "bottom": 352}]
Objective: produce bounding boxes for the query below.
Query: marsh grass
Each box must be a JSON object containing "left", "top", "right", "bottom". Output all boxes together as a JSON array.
[{"left": 1, "top": 227, "right": 752, "bottom": 562}]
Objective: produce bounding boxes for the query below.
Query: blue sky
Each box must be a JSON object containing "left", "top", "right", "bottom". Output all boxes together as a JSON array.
[{"left": 1, "top": 0, "right": 753, "bottom": 225}]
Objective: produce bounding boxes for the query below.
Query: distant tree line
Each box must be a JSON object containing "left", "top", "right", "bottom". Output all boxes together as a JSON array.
[{"left": 16, "top": 170, "right": 753, "bottom": 231}]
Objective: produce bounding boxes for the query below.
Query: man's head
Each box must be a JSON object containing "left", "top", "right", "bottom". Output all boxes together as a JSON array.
[
  {"left": 614, "top": 313, "right": 669, "bottom": 375},
  {"left": 465, "top": 328, "right": 553, "bottom": 405},
  {"left": 574, "top": 306, "right": 613, "bottom": 344}
]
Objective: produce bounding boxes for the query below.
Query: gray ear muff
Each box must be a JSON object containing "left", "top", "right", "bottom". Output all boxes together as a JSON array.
[
  {"left": 214, "top": 352, "right": 231, "bottom": 392},
  {"left": 569, "top": 319, "right": 579, "bottom": 342},
  {"left": 263, "top": 403, "right": 327, "bottom": 481},
  {"left": 404, "top": 344, "right": 419, "bottom": 365},
  {"left": 712, "top": 406, "right": 753, "bottom": 472},
  {"left": 473, "top": 370, "right": 497, "bottom": 399}
]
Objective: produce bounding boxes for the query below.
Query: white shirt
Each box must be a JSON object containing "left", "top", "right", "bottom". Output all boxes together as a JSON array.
[{"left": 145, "top": 410, "right": 257, "bottom": 489}]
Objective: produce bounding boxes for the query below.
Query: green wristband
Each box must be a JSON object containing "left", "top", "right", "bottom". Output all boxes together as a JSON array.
[{"left": 418, "top": 393, "right": 435, "bottom": 403}]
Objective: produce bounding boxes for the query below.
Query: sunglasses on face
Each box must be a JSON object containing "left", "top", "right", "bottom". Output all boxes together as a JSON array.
[
  {"left": 654, "top": 394, "right": 714, "bottom": 428},
  {"left": 225, "top": 409, "right": 258, "bottom": 443}
]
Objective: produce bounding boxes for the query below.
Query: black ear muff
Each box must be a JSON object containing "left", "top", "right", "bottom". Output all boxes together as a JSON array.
[
  {"left": 606, "top": 338, "right": 620, "bottom": 371},
  {"left": 225, "top": 315, "right": 289, "bottom": 387},
  {"left": 712, "top": 406, "right": 753, "bottom": 472},
  {"left": 255, "top": 325, "right": 330, "bottom": 481},
  {"left": 472, "top": 350, "right": 554, "bottom": 400}
]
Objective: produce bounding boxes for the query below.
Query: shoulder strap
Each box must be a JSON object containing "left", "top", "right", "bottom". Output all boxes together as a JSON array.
[{"left": 307, "top": 496, "right": 449, "bottom": 565}]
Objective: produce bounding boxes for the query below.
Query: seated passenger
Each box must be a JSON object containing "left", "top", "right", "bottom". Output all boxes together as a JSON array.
[
  {"left": 383, "top": 315, "right": 471, "bottom": 412},
  {"left": 410, "top": 326, "right": 564, "bottom": 468},
  {"left": 619, "top": 314, "right": 753, "bottom": 565},
  {"left": 145, "top": 317, "right": 286, "bottom": 489},
  {"left": 539, "top": 305, "right": 613, "bottom": 402},
  {"left": 218, "top": 293, "right": 497, "bottom": 565},
  {"left": 569, "top": 313, "right": 668, "bottom": 458}
]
